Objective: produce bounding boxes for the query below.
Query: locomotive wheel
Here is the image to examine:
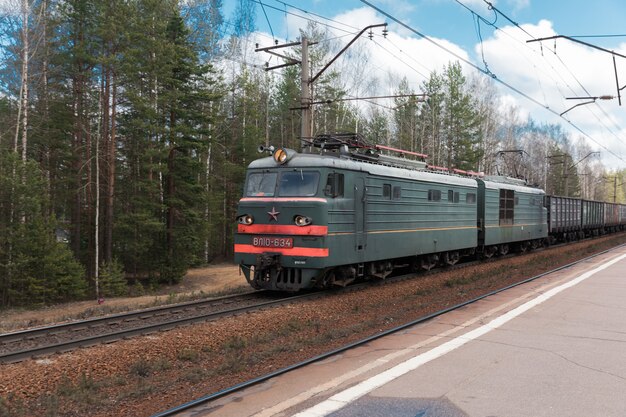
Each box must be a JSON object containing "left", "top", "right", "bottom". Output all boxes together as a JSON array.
[
  {"left": 499, "top": 244, "right": 509, "bottom": 256},
  {"left": 483, "top": 246, "right": 497, "bottom": 258},
  {"left": 518, "top": 241, "right": 529, "bottom": 253},
  {"left": 420, "top": 254, "right": 438, "bottom": 270},
  {"left": 316, "top": 270, "right": 334, "bottom": 289},
  {"left": 444, "top": 251, "right": 460, "bottom": 266}
]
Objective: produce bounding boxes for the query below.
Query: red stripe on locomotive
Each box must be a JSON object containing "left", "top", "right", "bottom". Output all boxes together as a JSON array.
[
  {"left": 237, "top": 224, "right": 328, "bottom": 236},
  {"left": 233, "top": 244, "right": 329, "bottom": 257}
]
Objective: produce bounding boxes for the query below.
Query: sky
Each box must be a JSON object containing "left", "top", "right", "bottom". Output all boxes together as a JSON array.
[{"left": 227, "top": 0, "right": 626, "bottom": 169}]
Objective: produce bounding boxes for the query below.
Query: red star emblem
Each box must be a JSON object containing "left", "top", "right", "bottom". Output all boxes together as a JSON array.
[{"left": 268, "top": 206, "right": 280, "bottom": 222}]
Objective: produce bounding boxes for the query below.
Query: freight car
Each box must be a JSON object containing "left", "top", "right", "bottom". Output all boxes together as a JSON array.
[
  {"left": 546, "top": 196, "right": 626, "bottom": 243},
  {"left": 234, "top": 134, "right": 624, "bottom": 291}
]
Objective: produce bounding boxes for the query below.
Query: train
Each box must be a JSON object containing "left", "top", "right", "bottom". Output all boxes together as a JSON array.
[{"left": 234, "top": 133, "right": 626, "bottom": 291}]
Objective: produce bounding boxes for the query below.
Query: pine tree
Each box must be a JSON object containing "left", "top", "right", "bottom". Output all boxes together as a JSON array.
[
  {"left": 115, "top": 1, "right": 219, "bottom": 283},
  {"left": 442, "top": 62, "right": 481, "bottom": 171},
  {"left": 393, "top": 77, "right": 419, "bottom": 151},
  {"left": 0, "top": 152, "right": 86, "bottom": 307},
  {"left": 417, "top": 71, "right": 444, "bottom": 166}
]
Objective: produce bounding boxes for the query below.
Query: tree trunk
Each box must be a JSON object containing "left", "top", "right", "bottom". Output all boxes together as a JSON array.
[
  {"left": 167, "top": 147, "right": 176, "bottom": 261},
  {"left": 95, "top": 92, "right": 101, "bottom": 299},
  {"left": 105, "top": 70, "right": 116, "bottom": 263},
  {"left": 19, "top": 0, "right": 30, "bottom": 161}
]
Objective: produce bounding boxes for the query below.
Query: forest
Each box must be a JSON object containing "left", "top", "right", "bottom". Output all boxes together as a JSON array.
[{"left": 1, "top": 0, "right": 624, "bottom": 307}]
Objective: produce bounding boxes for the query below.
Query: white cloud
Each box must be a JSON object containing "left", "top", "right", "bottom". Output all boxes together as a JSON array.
[
  {"left": 299, "top": 7, "right": 471, "bottom": 93},
  {"left": 476, "top": 19, "right": 626, "bottom": 167}
]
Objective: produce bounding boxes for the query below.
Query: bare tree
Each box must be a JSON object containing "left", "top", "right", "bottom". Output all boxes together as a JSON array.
[{"left": 468, "top": 74, "right": 500, "bottom": 174}]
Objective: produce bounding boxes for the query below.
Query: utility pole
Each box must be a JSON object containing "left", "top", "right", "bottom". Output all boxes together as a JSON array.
[
  {"left": 257, "top": 24, "right": 387, "bottom": 150},
  {"left": 300, "top": 37, "right": 311, "bottom": 146},
  {"left": 256, "top": 39, "right": 312, "bottom": 149}
]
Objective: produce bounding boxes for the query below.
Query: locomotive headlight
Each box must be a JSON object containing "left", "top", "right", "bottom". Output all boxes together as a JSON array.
[
  {"left": 273, "top": 147, "right": 295, "bottom": 165},
  {"left": 274, "top": 148, "right": 288, "bottom": 164},
  {"left": 237, "top": 214, "right": 254, "bottom": 225},
  {"left": 294, "top": 215, "right": 312, "bottom": 226}
]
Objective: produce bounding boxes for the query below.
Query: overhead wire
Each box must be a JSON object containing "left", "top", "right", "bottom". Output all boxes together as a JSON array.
[
  {"left": 255, "top": 0, "right": 428, "bottom": 109},
  {"left": 259, "top": 0, "right": 276, "bottom": 40},
  {"left": 359, "top": 0, "right": 625, "bottom": 163},
  {"left": 475, "top": 0, "right": 626, "bottom": 150},
  {"left": 456, "top": 0, "right": 626, "bottom": 157},
  {"left": 250, "top": 0, "right": 355, "bottom": 37},
  {"left": 272, "top": 0, "right": 362, "bottom": 32}
]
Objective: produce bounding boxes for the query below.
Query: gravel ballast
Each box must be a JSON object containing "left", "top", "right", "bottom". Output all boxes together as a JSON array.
[{"left": 1, "top": 234, "right": 625, "bottom": 417}]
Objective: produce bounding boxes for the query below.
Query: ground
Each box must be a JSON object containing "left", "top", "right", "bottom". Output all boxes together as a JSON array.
[
  {"left": 1, "top": 235, "right": 625, "bottom": 417},
  {"left": 0, "top": 264, "right": 247, "bottom": 332}
]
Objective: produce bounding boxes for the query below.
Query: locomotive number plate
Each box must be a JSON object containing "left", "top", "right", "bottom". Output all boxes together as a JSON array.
[{"left": 252, "top": 236, "right": 294, "bottom": 248}]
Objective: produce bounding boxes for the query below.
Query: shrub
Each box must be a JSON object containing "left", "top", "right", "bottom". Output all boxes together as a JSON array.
[{"left": 99, "top": 259, "right": 127, "bottom": 297}]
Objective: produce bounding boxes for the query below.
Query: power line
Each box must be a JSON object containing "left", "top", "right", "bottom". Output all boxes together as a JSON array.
[
  {"left": 481, "top": 0, "right": 535, "bottom": 40},
  {"left": 250, "top": 0, "right": 355, "bottom": 38},
  {"left": 454, "top": 0, "right": 626, "bottom": 154},
  {"left": 272, "top": 0, "right": 361, "bottom": 32},
  {"left": 258, "top": 0, "right": 276, "bottom": 40},
  {"left": 232, "top": 0, "right": 625, "bottom": 163},
  {"left": 359, "top": 0, "right": 625, "bottom": 163}
]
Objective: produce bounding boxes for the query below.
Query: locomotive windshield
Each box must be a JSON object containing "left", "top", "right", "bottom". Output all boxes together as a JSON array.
[
  {"left": 278, "top": 171, "right": 319, "bottom": 196},
  {"left": 245, "top": 171, "right": 320, "bottom": 197},
  {"left": 245, "top": 172, "right": 278, "bottom": 196}
]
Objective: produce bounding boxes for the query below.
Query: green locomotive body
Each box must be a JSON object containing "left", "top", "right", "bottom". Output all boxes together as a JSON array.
[
  {"left": 478, "top": 176, "right": 547, "bottom": 256},
  {"left": 234, "top": 138, "right": 549, "bottom": 291}
]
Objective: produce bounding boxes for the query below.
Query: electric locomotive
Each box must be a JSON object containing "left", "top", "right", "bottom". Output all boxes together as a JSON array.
[{"left": 234, "top": 134, "right": 547, "bottom": 291}]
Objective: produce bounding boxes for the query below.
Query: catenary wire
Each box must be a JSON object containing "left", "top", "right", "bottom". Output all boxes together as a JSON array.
[
  {"left": 474, "top": 0, "right": 626, "bottom": 149},
  {"left": 455, "top": 0, "right": 626, "bottom": 153},
  {"left": 359, "top": 0, "right": 625, "bottom": 163}
]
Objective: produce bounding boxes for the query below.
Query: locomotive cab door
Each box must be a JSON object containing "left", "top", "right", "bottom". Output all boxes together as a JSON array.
[{"left": 355, "top": 177, "right": 367, "bottom": 252}]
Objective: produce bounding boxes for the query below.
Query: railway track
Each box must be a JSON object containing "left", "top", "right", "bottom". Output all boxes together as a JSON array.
[
  {"left": 0, "top": 250, "right": 502, "bottom": 365},
  {"left": 0, "top": 290, "right": 318, "bottom": 364},
  {"left": 0, "top": 257, "right": 489, "bottom": 365},
  {"left": 0, "top": 236, "right": 616, "bottom": 365}
]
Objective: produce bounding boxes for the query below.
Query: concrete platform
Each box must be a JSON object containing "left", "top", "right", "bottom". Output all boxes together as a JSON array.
[{"left": 180, "top": 246, "right": 626, "bottom": 417}]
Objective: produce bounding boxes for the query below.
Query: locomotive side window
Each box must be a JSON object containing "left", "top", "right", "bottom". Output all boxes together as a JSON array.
[
  {"left": 278, "top": 171, "right": 320, "bottom": 197},
  {"left": 428, "top": 189, "right": 441, "bottom": 201},
  {"left": 499, "top": 189, "right": 515, "bottom": 225},
  {"left": 324, "top": 173, "right": 344, "bottom": 197},
  {"left": 466, "top": 193, "right": 476, "bottom": 204},
  {"left": 383, "top": 184, "right": 391, "bottom": 199},
  {"left": 245, "top": 172, "right": 277, "bottom": 197},
  {"left": 392, "top": 186, "right": 401, "bottom": 199},
  {"left": 448, "top": 190, "right": 453, "bottom": 201},
  {"left": 448, "top": 190, "right": 460, "bottom": 203}
]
